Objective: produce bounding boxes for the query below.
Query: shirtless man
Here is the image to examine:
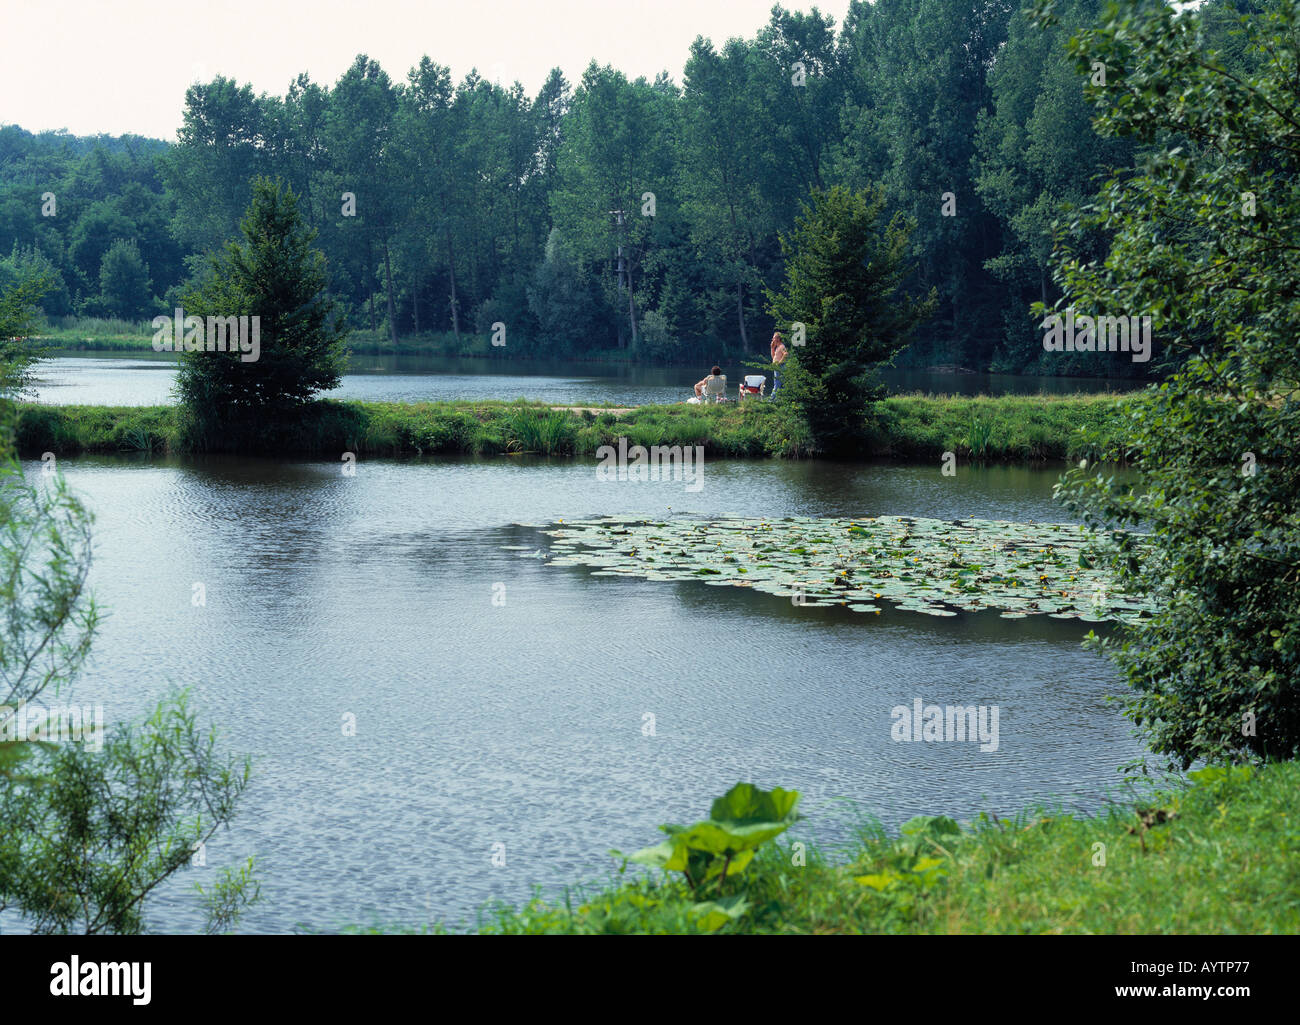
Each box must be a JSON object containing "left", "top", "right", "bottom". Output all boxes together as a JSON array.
[{"left": 770, "top": 332, "right": 788, "bottom": 396}]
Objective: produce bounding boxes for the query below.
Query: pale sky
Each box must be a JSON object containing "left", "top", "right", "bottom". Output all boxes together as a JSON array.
[{"left": 1, "top": 0, "right": 852, "bottom": 141}]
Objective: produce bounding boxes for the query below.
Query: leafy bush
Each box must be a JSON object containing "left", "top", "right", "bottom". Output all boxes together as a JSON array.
[
  {"left": 620, "top": 783, "right": 801, "bottom": 931},
  {"left": 1044, "top": 0, "right": 1300, "bottom": 767}
]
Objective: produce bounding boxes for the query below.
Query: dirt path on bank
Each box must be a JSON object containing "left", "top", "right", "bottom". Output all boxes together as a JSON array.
[{"left": 549, "top": 406, "right": 636, "bottom": 415}]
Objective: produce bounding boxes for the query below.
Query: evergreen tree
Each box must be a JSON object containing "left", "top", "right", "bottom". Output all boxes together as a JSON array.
[
  {"left": 766, "top": 185, "right": 935, "bottom": 454},
  {"left": 178, "top": 177, "right": 346, "bottom": 433}
]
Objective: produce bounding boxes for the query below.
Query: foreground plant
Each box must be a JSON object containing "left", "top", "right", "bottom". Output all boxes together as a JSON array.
[
  {"left": 0, "top": 457, "right": 98, "bottom": 766},
  {"left": 620, "top": 783, "right": 801, "bottom": 931},
  {"left": 0, "top": 692, "right": 257, "bottom": 934},
  {"left": 0, "top": 434, "right": 257, "bottom": 933},
  {"left": 481, "top": 762, "right": 1297, "bottom": 935}
]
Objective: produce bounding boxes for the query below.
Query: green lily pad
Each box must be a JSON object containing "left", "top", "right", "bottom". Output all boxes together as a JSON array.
[{"left": 520, "top": 514, "right": 1157, "bottom": 624}]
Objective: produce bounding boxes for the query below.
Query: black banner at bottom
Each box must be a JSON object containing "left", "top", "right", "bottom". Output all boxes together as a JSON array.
[{"left": 1, "top": 933, "right": 1291, "bottom": 1012}]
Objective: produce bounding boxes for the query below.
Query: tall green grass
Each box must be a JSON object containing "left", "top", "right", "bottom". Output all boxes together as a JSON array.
[
  {"left": 474, "top": 761, "right": 1298, "bottom": 934},
  {"left": 504, "top": 406, "right": 578, "bottom": 455},
  {"left": 33, "top": 315, "right": 155, "bottom": 350},
  {"left": 967, "top": 416, "right": 994, "bottom": 462},
  {"left": 876, "top": 392, "right": 1127, "bottom": 463},
  {"left": 14, "top": 393, "right": 1129, "bottom": 463}
]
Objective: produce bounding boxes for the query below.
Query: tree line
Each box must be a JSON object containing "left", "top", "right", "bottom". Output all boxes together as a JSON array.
[{"left": 0, "top": 0, "right": 1265, "bottom": 373}]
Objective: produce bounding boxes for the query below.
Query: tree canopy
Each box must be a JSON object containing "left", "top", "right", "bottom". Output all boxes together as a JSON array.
[{"left": 0, "top": 1, "right": 1260, "bottom": 373}]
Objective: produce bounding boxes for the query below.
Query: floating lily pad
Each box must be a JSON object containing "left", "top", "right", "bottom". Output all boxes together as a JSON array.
[{"left": 517, "top": 515, "right": 1156, "bottom": 624}]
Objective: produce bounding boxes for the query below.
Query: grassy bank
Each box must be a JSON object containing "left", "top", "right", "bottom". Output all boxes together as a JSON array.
[
  {"left": 467, "top": 761, "right": 1297, "bottom": 934},
  {"left": 33, "top": 319, "right": 635, "bottom": 362},
  {"left": 14, "top": 393, "right": 1127, "bottom": 462},
  {"left": 878, "top": 392, "right": 1125, "bottom": 462},
  {"left": 33, "top": 316, "right": 156, "bottom": 351}
]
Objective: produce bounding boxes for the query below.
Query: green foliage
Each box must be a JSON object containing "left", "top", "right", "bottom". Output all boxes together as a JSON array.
[
  {"left": 0, "top": 247, "right": 72, "bottom": 319},
  {"left": 504, "top": 405, "right": 577, "bottom": 455},
  {"left": 0, "top": 442, "right": 256, "bottom": 934},
  {"left": 967, "top": 416, "right": 994, "bottom": 462},
  {"left": 178, "top": 177, "right": 347, "bottom": 438},
  {"left": 95, "top": 238, "right": 153, "bottom": 320},
  {"left": 3, "top": 3, "right": 1262, "bottom": 374},
  {"left": 627, "top": 784, "right": 801, "bottom": 903},
  {"left": 853, "top": 816, "right": 962, "bottom": 923},
  {"left": 974, "top": 0, "right": 1137, "bottom": 373},
  {"left": 197, "top": 855, "right": 262, "bottom": 935},
  {"left": 549, "top": 63, "right": 678, "bottom": 355},
  {"left": 1039, "top": 0, "right": 1300, "bottom": 768},
  {"left": 31, "top": 315, "right": 152, "bottom": 351},
  {"left": 0, "top": 691, "right": 255, "bottom": 934},
  {"left": 480, "top": 760, "right": 1300, "bottom": 934},
  {"left": 527, "top": 235, "right": 614, "bottom": 359},
  {"left": 0, "top": 274, "right": 51, "bottom": 397},
  {"left": 606, "top": 783, "right": 799, "bottom": 932},
  {"left": 766, "top": 185, "right": 936, "bottom": 454},
  {"left": 0, "top": 458, "right": 98, "bottom": 726}
]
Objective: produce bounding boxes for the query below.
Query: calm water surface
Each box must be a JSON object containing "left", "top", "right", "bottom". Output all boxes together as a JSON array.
[
  {"left": 31, "top": 351, "right": 1145, "bottom": 406},
  {"left": 5, "top": 454, "right": 1145, "bottom": 933}
]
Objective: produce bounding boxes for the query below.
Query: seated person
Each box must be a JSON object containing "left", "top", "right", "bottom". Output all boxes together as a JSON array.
[{"left": 696, "top": 366, "right": 727, "bottom": 402}]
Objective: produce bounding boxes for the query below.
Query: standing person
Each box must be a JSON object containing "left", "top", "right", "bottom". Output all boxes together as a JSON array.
[{"left": 770, "top": 332, "right": 788, "bottom": 396}]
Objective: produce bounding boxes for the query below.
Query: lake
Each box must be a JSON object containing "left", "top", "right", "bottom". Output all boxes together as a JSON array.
[
  {"left": 3, "top": 451, "right": 1146, "bottom": 933},
  {"left": 30, "top": 350, "right": 1145, "bottom": 406}
]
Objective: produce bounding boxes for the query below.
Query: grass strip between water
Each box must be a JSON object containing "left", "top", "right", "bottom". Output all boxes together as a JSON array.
[{"left": 15, "top": 392, "right": 1128, "bottom": 463}]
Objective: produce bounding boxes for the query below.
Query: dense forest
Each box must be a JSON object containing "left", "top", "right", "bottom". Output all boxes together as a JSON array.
[{"left": 0, "top": 0, "right": 1262, "bottom": 372}]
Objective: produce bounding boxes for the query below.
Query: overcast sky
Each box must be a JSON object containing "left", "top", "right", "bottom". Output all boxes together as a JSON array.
[{"left": 1, "top": 0, "right": 853, "bottom": 140}]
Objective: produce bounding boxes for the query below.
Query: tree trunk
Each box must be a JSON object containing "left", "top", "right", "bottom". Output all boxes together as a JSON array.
[
  {"left": 413, "top": 279, "right": 421, "bottom": 335},
  {"left": 737, "top": 280, "right": 749, "bottom": 352},
  {"left": 383, "top": 237, "right": 398, "bottom": 346},
  {"left": 446, "top": 228, "right": 461, "bottom": 343},
  {"left": 365, "top": 235, "right": 376, "bottom": 332},
  {"left": 626, "top": 259, "right": 637, "bottom": 352},
  {"left": 726, "top": 196, "right": 751, "bottom": 352}
]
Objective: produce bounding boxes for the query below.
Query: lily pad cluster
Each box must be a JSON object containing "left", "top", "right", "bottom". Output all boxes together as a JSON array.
[{"left": 512, "top": 513, "right": 1156, "bottom": 622}]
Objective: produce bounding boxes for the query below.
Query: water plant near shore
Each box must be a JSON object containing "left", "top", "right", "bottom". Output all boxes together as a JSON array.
[
  {"left": 478, "top": 761, "right": 1295, "bottom": 935},
  {"left": 616, "top": 783, "right": 802, "bottom": 932}
]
